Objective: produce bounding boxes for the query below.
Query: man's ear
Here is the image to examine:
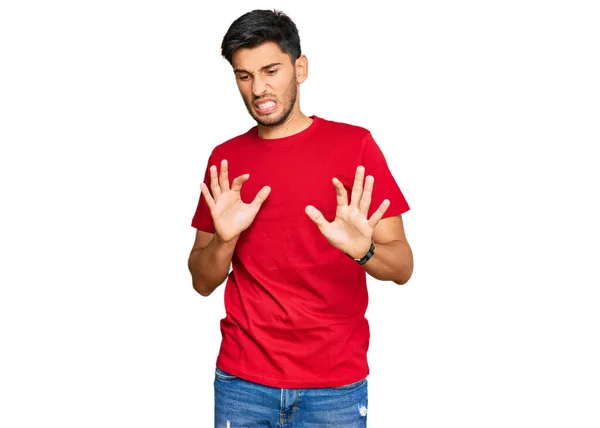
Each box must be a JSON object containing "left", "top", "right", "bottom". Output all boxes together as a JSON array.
[{"left": 295, "top": 55, "right": 309, "bottom": 84}]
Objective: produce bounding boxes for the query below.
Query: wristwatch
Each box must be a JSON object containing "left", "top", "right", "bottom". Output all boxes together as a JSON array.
[{"left": 348, "top": 241, "right": 375, "bottom": 265}]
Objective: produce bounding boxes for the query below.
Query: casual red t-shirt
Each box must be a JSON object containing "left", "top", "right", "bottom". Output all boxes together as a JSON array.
[{"left": 191, "top": 116, "right": 409, "bottom": 388}]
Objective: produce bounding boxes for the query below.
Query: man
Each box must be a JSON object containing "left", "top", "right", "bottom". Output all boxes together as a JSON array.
[{"left": 188, "top": 9, "right": 413, "bottom": 427}]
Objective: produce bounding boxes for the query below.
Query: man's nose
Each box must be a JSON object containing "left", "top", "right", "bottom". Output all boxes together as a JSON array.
[{"left": 251, "top": 77, "right": 267, "bottom": 97}]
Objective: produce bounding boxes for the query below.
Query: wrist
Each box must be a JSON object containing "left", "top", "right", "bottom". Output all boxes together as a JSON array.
[
  {"left": 215, "top": 233, "right": 239, "bottom": 247},
  {"left": 347, "top": 241, "right": 375, "bottom": 265}
]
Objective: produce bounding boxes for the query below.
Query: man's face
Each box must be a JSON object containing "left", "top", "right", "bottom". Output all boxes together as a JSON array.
[{"left": 232, "top": 42, "right": 299, "bottom": 127}]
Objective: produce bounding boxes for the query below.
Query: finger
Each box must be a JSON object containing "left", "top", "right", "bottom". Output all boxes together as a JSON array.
[
  {"left": 359, "top": 175, "right": 374, "bottom": 215},
  {"left": 332, "top": 177, "right": 348, "bottom": 206},
  {"left": 305, "top": 205, "right": 329, "bottom": 229},
  {"left": 231, "top": 173, "right": 250, "bottom": 192},
  {"left": 350, "top": 165, "right": 365, "bottom": 208},
  {"left": 209, "top": 165, "right": 221, "bottom": 199},
  {"left": 200, "top": 182, "right": 216, "bottom": 211},
  {"left": 219, "top": 159, "right": 230, "bottom": 192},
  {"left": 367, "top": 199, "right": 391, "bottom": 229},
  {"left": 250, "top": 185, "right": 271, "bottom": 209}
]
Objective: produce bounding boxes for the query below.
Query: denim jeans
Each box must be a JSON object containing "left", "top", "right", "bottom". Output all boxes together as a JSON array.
[{"left": 214, "top": 367, "right": 368, "bottom": 427}]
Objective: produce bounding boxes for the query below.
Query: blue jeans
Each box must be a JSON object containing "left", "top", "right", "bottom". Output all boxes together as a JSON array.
[{"left": 214, "top": 367, "right": 368, "bottom": 427}]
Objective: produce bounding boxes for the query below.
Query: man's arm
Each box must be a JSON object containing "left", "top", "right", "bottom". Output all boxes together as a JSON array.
[
  {"left": 305, "top": 166, "right": 413, "bottom": 285},
  {"left": 188, "top": 159, "right": 271, "bottom": 296},
  {"left": 188, "top": 230, "right": 238, "bottom": 296},
  {"left": 361, "top": 215, "right": 413, "bottom": 285}
]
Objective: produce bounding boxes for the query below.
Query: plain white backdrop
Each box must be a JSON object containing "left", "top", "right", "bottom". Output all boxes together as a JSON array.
[{"left": 1, "top": 0, "right": 599, "bottom": 426}]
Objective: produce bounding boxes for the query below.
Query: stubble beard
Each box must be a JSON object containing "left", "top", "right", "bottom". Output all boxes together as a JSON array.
[{"left": 243, "top": 77, "right": 298, "bottom": 128}]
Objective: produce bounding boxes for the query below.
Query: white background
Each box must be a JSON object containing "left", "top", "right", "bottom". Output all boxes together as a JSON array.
[{"left": 1, "top": 0, "right": 599, "bottom": 426}]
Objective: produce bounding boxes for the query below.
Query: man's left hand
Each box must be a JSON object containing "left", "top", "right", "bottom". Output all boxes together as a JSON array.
[{"left": 305, "top": 165, "right": 390, "bottom": 259}]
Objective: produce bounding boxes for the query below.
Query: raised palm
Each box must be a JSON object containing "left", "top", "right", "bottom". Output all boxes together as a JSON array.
[
  {"left": 201, "top": 159, "right": 271, "bottom": 243},
  {"left": 305, "top": 166, "right": 390, "bottom": 259}
]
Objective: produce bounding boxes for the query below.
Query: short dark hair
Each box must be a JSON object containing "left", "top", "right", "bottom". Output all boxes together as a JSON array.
[{"left": 221, "top": 9, "right": 301, "bottom": 65}]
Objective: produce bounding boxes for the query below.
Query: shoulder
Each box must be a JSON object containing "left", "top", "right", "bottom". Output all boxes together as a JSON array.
[
  {"left": 208, "top": 127, "right": 257, "bottom": 160},
  {"left": 316, "top": 116, "right": 372, "bottom": 140},
  {"left": 314, "top": 116, "right": 376, "bottom": 153}
]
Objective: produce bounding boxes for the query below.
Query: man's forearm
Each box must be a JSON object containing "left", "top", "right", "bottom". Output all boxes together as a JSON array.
[
  {"left": 188, "top": 236, "right": 238, "bottom": 296},
  {"left": 362, "top": 240, "right": 413, "bottom": 285}
]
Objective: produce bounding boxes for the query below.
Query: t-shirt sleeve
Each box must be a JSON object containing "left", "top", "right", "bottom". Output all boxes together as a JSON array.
[
  {"left": 361, "top": 132, "right": 410, "bottom": 219},
  {"left": 191, "top": 154, "right": 216, "bottom": 233}
]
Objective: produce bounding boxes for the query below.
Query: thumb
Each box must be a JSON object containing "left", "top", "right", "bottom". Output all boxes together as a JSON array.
[{"left": 305, "top": 205, "right": 328, "bottom": 228}]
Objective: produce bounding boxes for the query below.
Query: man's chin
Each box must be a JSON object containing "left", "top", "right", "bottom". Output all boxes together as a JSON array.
[{"left": 253, "top": 114, "right": 284, "bottom": 127}]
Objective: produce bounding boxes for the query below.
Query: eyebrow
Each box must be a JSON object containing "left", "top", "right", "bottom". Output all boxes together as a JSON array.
[{"left": 233, "top": 62, "right": 283, "bottom": 74}]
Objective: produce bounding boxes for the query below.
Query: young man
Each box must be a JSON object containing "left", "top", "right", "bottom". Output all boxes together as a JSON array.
[{"left": 188, "top": 9, "right": 413, "bottom": 427}]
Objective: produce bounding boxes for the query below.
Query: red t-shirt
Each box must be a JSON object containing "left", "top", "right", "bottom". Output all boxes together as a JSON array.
[{"left": 191, "top": 116, "right": 409, "bottom": 388}]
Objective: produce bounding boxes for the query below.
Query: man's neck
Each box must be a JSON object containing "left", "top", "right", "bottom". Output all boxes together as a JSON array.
[{"left": 257, "top": 110, "right": 313, "bottom": 139}]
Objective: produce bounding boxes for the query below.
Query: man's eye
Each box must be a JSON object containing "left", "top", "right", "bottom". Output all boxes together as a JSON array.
[
  {"left": 266, "top": 69, "right": 278, "bottom": 75},
  {"left": 238, "top": 75, "right": 250, "bottom": 81}
]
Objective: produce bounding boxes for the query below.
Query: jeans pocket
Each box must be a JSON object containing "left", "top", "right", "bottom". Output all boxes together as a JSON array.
[
  {"left": 214, "top": 367, "right": 238, "bottom": 382},
  {"left": 331, "top": 378, "right": 368, "bottom": 390}
]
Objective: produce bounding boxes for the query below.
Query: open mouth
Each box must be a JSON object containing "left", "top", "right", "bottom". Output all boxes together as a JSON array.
[{"left": 254, "top": 99, "right": 278, "bottom": 114}]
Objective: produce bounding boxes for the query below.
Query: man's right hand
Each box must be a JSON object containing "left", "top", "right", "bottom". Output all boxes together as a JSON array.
[{"left": 200, "top": 159, "right": 271, "bottom": 243}]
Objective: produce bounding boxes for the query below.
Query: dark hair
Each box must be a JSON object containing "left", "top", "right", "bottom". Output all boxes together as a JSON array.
[{"left": 221, "top": 9, "right": 301, "bottom": 65}]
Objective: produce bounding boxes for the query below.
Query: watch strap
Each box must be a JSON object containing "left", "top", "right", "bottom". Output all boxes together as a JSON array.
[{"left": 348, "top": 241, "right": 375, "bottom": 265}]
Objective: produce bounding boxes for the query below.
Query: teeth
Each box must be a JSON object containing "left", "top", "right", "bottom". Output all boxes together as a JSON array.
[{"left": 257, "top": 101, "right": 275, "bottom": 109}]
